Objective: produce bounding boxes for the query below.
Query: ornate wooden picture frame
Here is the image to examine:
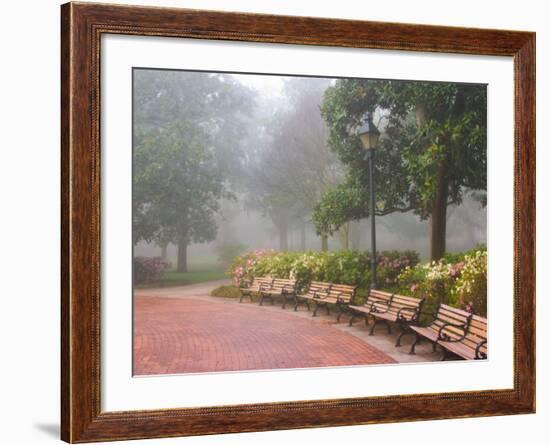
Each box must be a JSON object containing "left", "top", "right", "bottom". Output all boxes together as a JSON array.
[{"left": 61, "top": 2, "right": 535, "bottom": 442}]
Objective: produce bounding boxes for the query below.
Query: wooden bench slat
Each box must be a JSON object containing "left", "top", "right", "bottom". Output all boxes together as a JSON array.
[
  {"left": 439, "top": 304, "right": 473, "bottom": 318},
  {"left": 392, "top": 294, "right": 423, "bottom": 304}
]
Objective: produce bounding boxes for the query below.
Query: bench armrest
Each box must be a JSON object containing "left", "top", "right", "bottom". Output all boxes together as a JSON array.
[
  {"left": 397, "top": 306, "right": 420, "bottom": 322},
  {"left": 437, "top": 321, "right": 469, "bottom": 342},
  {"left": 475, "top": 340, "right": 487, "bottom": 359},
  {"left": 370, "top": 300, "right": 391, "bottom": 314},
  {"left": 335, "top": 293, "right": 351, "bottom": 304},
  {"left": 332, "top": 291, "right": 344, "bottom": 303},
  {"left": 313, "top": 290, "right": 330, "bottom": 299},
  {"left": 239, "top": 280, "right": 252, "bottom": 290},
  {"left": 337, "top": 296, "right": 352, "bottom": 304}
]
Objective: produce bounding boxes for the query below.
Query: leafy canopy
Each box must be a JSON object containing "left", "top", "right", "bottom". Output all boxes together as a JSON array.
[
  {"left": 133, "top": 70, "right": 255, "bottom": 246},
  {"left": 313, "top": 78, "right": 486, "bottom": 236}
]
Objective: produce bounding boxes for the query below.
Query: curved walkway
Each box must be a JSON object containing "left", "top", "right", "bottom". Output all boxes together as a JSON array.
[{"left": 134, "top": 295, "right": 396, "bottom": 375}]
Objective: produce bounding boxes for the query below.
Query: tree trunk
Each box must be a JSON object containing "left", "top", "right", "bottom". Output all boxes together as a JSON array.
[
  {"left": 321, "top": 235, "right": 328, "bottom": 251},
  {"left": 430, "top": 162, "right": 449, "bottom": 261},
  {"left": 300, "top": 222, "right": 306, "bottom": 251},
  {"left": 339, "top": 222, "right": 350, "bottom": 250},
  {"left": 279, "top": 221, "right": 288, "bottom": 251},
  {"left": 177, "top": 240, "right": 188, "bottom": 272},
  {"left": 160, "top": 243, "right": 168, "bottom": 260},
  {"left": 416, "top": 101, "right": 449, "bottom": 261}
]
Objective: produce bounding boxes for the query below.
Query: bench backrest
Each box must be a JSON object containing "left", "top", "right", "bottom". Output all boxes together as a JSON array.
[
  {"left": 365, "top": 289, "right": 393, "bottom": 310},
  {"left": 271, "top": 278, "right": 297, "bottom": 291},
  {"left": 462, "top": 314, "right": 487, "bottom": 358},
  {"left": 430, "top": 304, "right": 473, "bottom": 340},
  {"left": 326, "top": 283, "right": 357, "bottom": 304},
  {"left": 244, "top": 276, "right": 273, "bottom": 291},
  {"left": 305, "top": 281, "right": 332, "bottom": 295},
  {"left": 387, "top": 294, "right": 424, "bottom": 321}
]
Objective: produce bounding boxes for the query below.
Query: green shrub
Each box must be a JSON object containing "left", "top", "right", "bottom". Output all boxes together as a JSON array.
[
  {"left": 229, "top": 249, "right": 419, "bottom": 291},
  {"left": 443, "top": 244, "right": 487, "bottom": 264},
  {"left": 134, "top": 256, "right": 170, "bottom": 284},
  {"left": 396, "top": 245, "right": 487, "bottom": 317},
  {"left": 451, "top": 249, "right": 487, "bottom": 316},
  {"left": 210, "top": 285, "right": 241, "bottom": 298}
]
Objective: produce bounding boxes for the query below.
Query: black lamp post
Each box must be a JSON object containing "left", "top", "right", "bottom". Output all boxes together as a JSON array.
[{"left": 357, "top": 113, "right": 380, "bottom": 290}]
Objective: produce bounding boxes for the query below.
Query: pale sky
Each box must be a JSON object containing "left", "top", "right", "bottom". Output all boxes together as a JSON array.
[{"left": 231, "top": 73, "right": 285, "bottom": 97}]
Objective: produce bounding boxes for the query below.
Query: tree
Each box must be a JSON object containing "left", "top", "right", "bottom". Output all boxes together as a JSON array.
[
  {"left": 134, "top": 123, "right": 229, "bottom": 272},
  {"left": 315, "top": 79, "right": 486, "bottom": 260},
  {"left": 133, "top": 70, "right": 255, "bottom": 271},
  {"left": 243, "top": 78, "right": 343, "bottom": 251}
]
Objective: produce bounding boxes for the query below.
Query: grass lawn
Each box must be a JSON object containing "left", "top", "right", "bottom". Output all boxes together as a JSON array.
[{"left": 137, "top": 263, "right": 228, "bottom": 288}]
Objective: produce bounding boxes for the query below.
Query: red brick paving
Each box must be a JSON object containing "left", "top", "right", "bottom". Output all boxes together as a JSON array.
[{"left": 134, "top": 296, "right": 396, "bottom": 375}]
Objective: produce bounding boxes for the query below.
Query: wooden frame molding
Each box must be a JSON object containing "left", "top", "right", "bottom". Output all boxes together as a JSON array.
[{"left": 61, "top": 2, "right": 536, "bottom": 442}]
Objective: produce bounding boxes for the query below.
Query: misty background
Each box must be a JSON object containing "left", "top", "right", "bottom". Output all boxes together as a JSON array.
[{"left": 133, "top": 69, "right": 486, "bottom": 274}]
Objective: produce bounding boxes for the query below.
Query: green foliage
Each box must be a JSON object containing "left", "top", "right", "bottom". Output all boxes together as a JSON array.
[
  {"left": 396, "top": 245, "right": 487, "bottom": 316},
  {"left": 133, "top": 70, "right": 256, "bottom": 250},
  {"left": 133, "top": 257, "right": 170, "bottom": 284},
  {"left": 443, "top": 244, "right": 486, "bottom": 264},
  {"left": 229, "top": 249, "right": 419, "bottom": 291},
  {"left": 314, "top": 78, "right": 487, "bottom": 242},
  {"left": 452, "top": 249, "right": 487, "bottom": 316},
  {"left": 134, "top": 122, "right": 227, "bottom": 246},
  {"left": 227, "top": 246, "right": 487, "bottom": 317},
  {"left": 135, "top": 264, "right": 226, "bottom": 288},
  {"left": 210, "top": 285, "right": 241, "bottom": 298}
]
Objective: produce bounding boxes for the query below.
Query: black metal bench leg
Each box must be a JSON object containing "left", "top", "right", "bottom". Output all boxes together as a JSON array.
[
  {"left": 259, "top": 293, "right": 265, "bottom": 306},
  {"left": 369, "top": 319, "right": 379, "bottom": 335},
  {"left": 384, "top": 320, "right": 392, "bottom": 334},
  {"left": 395, "top": 323, "right": 407, "bottom": 346},
  {"left": 336, "top": 306, "right": 343, "bottom": 323},
  {"left": 440, "top": 347, "right": 449, "bottom": 361},
  {"left": 409, "top": 333, "right": 421, "bottom": 354},
  {"left": 432, "top": 341, "right": 438, "bottom": 353},
  {"left": 396, "top": 331, "right": 405, "bottom": 347},
  {"left": 240, "top": 292, "right": 252, "bottom": 303},
  {"left": 312, "top": 302, "right": 319, "bottom": 317},
  {"left": 348, "top": 314, "right": 356, "bottom": 326}
]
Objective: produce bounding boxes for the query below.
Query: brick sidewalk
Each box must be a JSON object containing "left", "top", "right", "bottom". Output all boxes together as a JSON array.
[{"left": 134, "top": 296, "right": 395, "bottom": 375}]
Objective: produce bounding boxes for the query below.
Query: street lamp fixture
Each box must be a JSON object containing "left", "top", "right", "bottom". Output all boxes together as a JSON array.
[
  {"left": 357, "top": 113, "right": 380, "bottom": 290},
  {"left": 357, "top": 113, "right": 380, "bottom": 150}
]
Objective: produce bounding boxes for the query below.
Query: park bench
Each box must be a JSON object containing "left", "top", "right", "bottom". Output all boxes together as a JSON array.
[
  {"left": 348, "top": 289, "right": 393, "bottom": 327},
  {"left": 294, "top": 281, "right": 331, "bottom": 311},
  {"left": 437, "top": 313, "right": 487, "bottom": 360},
  {"left": 348, "top": 291, "right": 424, "bottom": 344},
  {"left": 322, "top": 284, "right": 357, "bottom": 322},
  {"left": 409, "top": 304, "right": 487, "bottom": 360},
  {"left": 295, "top": 282, "right": 356, "bottom": 322},
  {"left": 258, "top": 278, "right": 298, "bottom": 308},
  {"left": 238, "top": 276, "right": 274, "bottom": 303}
]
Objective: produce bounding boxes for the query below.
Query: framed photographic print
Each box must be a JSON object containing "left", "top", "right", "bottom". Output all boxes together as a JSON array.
[{"left": 61, "top": 2, "right": 535, "bottom": 442}]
